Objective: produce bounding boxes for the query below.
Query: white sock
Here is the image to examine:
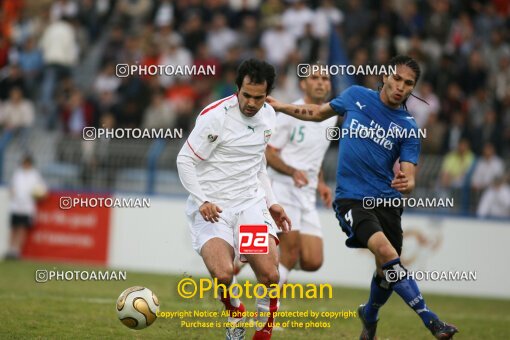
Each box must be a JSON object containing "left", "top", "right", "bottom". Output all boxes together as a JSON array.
[
  {"left": 255, "top": 285, "right": 279, "bottom": 331},
  {"left": 278, "top": 263, "right": 290, "bottom": 287}
]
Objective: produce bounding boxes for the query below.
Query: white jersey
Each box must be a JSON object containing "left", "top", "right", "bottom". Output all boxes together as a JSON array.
[
  {"left": 10, "top": 167, "right": 47, "bottom": 216},
  {"left": 182, "top": 94, "right": 276, "bottom": 211},
  {"left": 268, "top": 99, "right": 337, "bottom": 198}
]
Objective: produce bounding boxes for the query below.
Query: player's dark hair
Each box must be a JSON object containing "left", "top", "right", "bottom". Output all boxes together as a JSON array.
[
  {"left": 384, "top": 55, "right": 428, "bottom": 110},
  {"left": 236, "top": 59, "right": 276, "bottom": 95}
]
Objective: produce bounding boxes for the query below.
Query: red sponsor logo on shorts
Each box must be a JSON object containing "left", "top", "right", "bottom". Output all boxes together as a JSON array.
[{"left": 239, "top": 225, "right": 268, "bottom": 254}]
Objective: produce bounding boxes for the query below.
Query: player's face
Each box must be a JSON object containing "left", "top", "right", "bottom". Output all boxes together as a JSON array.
[
  {"left": 238, "top": 76, "right": 268, "bottom": 117},
  {"left": 301, "top": 71, "right": 331, "bottom": 103},
  {"left": 382, "top": 65, "right": 416, "bottom": 108}
]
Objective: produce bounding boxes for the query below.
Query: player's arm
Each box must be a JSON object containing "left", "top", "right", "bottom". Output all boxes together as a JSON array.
[
  {"left": 266, "top": 97, "right": 336, "bottom": 122},
  {"left": 258, "top": 154, "right": 291, "bottom": 232},
  {"left": 317, "top": 167, "right": 332, "bottom": 208},
  {"left": 176, "top": 112, "right": 224, "bottom": 223},
  {"left": 391, "top": 161, "right": 416, "bottom": 194},
  {"left": 265, "top": 145, "right": 308, "bottom": 187}
]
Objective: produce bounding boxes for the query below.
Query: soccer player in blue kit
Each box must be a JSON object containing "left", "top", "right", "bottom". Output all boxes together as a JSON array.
[{"left": 267, "top": 55, "right": 458, "bottom": 340}]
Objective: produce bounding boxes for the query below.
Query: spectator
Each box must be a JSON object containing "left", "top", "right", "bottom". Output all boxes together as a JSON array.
[
  {"left": 421, "top": 113, "right": 446, "bottom": 154},
  {"left": 60, "top": 89, "right": 95, "bottom": 136},
  {"left": 442, "top": 111, "right": 470, "bottom": 153},
  {"left": 50, "top": 0, "right": 79, "bottom": 21},
  {"left": 16, "top": 37, "right": 44, "bottom": 98},
  {"left": 158, "top": 39, "right": 193, "bottom": 88},
  {"left": 458, "top": 50, "right": 488, "bottom": 95},
  {"left": 312, "top": 0, "right": 344, "bottom": 39},
  {"left": 142, "top": 90, "right": 175, "bottom": 129},
  {"left": 477, "top": 176, "right": 510, "bottom": 218},
  {"left": 406, "top": 81, "right": 440, "bottom": 128},
  {"left": 0, "top": 87, "right": 35, "bottom": 149},
  {"left": 0, "top": 87, "right": 35, "bottom": 130},
  {"left": 206, "top": 13, "right": 238, "bottom": 59},
  {"left": 297, "top": 23, "right": 320, "bottom": 64},
  {"left": 237, "top": 15, "right": 261, "bottom": 55},
  {"left": 0, "top": 64, "right": 27, "bottom": 100},
  {"left": 440, "top": 138, "right": 475, "bottom": 189},
  {"left": 260, "top": 19, "right": 295, "bottom": 70},
  {"left": 472, "top": 110, "right": 504, "bottom": 155},
  {"left": 154, "top": 0, "right": 174, "bottom": 28},
  {"left": 182, "top": 12, "right": 207, "bottom": 55},
  {"left": 281, "top": 0, "right": 314, "bottom": 39},
  {"left": 471, "top": 143, "right": 505, "bottom": 191},
  {"left": 467, "top": 87, "right": 493, "bottom": 129},
  {"left": 5, "top": 155, "right": 47, "bottom": 260},
  {"left": 93, "top": 62, "right": 121, "bottom": 96},
  {"left": 39, "top": 16, "right": 79, "bottom": 126},
  {"left": 493, "top": 54, "right": 510, "bottom": 102}
]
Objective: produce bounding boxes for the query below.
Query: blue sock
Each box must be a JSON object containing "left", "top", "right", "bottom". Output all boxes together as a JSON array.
[
  {"left": 382, "top": 258, "right": 438, "bottom": 326},
  {"left": 364, "top": 272, "right": 393, "bottom": 323}
]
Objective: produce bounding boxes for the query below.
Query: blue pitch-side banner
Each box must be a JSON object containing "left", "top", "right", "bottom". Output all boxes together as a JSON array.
[{"left": 328, "top": 25, "right": 356, "bottom": 96}]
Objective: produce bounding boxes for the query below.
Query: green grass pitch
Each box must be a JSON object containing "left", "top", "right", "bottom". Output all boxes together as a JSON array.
[{"left": 0, "top": 261, "right": 508, "bottom": 339}]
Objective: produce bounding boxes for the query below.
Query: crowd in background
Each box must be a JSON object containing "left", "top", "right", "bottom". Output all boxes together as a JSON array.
[{"left": 0, "top": 0, "right": 509, "bottom": 217}]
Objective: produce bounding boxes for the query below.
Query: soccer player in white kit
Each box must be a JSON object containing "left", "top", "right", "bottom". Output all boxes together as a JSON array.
[
  {"left": 266, "top": 67, "right": 336, "bottom": 286},
  {"left": 177, "top": 59, "right": 291, "bottom": 340}
]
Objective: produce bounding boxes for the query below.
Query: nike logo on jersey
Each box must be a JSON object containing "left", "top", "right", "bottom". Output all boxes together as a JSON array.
[
  {"left": 356, "top": 101, "right": 366, "bottom": 110},
  {"left": 247, "top": 125, "right": 255, "bottom": 133}
]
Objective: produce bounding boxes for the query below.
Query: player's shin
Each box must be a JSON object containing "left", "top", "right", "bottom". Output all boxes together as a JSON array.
[
  {"left": 382, "top": 258, "right": 438, "bottom": 326},
  {"left": 363, "top": 271, "right": 393, "bottom": 323},
  {"left": 217, "top": 276, "right": 245, "bottom": 322},
  {"left": 277, "top": 263, "right": 290, "bottom": 287},
  {"left": 253, "top": 285, "right": 279, "bottom": 339}
]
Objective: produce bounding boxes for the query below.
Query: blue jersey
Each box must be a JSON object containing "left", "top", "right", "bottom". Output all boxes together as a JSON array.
[{"left": 330, "top": 85, "right": 420, "bottom": 200}]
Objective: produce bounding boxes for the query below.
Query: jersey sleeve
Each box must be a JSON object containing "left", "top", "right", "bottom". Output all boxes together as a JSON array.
[
  {"left": 399, "top": 125, "right": 421, "bottom": 165},
  {"left": 329, "top": 86, "right": 353, "bottom": 116},
  {"left": 185, "top": 110, "right": 224, "bottom": 160},
  {"left": 268, "top": 113, "right": 292, "bottom": 150}
]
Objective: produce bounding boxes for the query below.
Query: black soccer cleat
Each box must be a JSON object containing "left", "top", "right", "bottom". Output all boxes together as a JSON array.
[
  {"left": 427, "top": 319, "right": 459, "bottom": 339},
  {"left": 358, "top": 304, "right": 378, "bottom": 340}
]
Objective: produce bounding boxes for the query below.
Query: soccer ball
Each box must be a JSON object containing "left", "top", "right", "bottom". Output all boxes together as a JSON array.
[{"left": 116, "top": 286, "right": 160, "bottom": 330}]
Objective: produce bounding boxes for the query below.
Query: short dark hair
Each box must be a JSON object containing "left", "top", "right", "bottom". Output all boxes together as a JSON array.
[{"left": 236, "top": 59, "right": 276, "bottom": 95}]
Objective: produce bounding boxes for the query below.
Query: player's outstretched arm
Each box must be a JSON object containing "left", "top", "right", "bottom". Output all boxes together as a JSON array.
[
  {"left": 266, "top": 96, "right": 336, "bottom": 122},
  {"left": 391, "top": 161, "right": 416, "bottom": 194}
]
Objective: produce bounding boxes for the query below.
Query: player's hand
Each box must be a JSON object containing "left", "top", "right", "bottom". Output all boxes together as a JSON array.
[
  {"left": 292, "top": 169, "right": 309, "bottom": 188},
  {"left": 199, "top": 201, "right": 223, "bottom": 223},
  {"left": 266, "top": 96, "right": 284, "bottom": 112},
  {"left": 391, "top": 171, "right": 409, "bottom": 193},
  {"left": 317, "top": 182, "right": 332, "bottom": 208},
  {"left": 269, "top": 204, "right": 291, "bottom": 233}
]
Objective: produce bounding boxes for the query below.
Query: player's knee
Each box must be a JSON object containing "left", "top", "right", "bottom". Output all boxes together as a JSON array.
[
  {"left": 257, "top": 269, "right": 279, "bottom": 286},
  {"left": 375, "top": 244, "right": 398, "bottom": 263},
  {"left": 300, "top": 257, "right": 323, "bottom": 272},
  {"left": 211, "top": 268, "right": 234, "bottom": 286}
]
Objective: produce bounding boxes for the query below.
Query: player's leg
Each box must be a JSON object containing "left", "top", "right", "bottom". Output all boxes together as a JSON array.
[
  {"left": 187, "top": 201, "right": 245, "bottom": 340},
  {"left": 334, "top": 200, "right": 391, "bottom": 340},
  {"left": 298, "top": 209, "right": 324, "bottom": 271},
  {"left": 369, "top": 210, "right": 458, "bottom": 339},
  {"left": 244, "top": 237, "right": 279, "bottom": 340},
  {"left": 238, "top": 199, "right": 281, "bottom": 340},
  {"left": 277, "top": 230, "right": 300, "bottom": 286},
  {"left": 201, "top": 238, "right": 246, "bottom": 339},
  {"left": 276, "top": 204, "right": 301, "bottom": 286}
]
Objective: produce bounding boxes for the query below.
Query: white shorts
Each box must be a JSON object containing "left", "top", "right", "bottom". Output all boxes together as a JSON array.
[
  {"left": 271, "top": 181, "right": 323, "bottom": 238},
  {"left": 186, "top": 197, "right": 279, "bottom": 261}
]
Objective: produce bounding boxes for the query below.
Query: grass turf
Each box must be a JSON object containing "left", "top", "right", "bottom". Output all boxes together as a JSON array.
[{"left": 0, "top": 261, "right": 508, "bottom": 339}]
